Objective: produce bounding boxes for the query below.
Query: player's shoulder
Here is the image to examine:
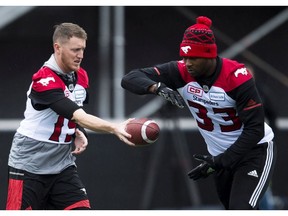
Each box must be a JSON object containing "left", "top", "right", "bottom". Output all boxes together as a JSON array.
[
  {"left": 221, "top": 58, "right": 253, "bottom": 91},
  {"left": 31, "top": 67, "right": 63, "bottom": 92},
  {"left": 77, "top": 68, "right": 89, "bottom": 88},
  {"left": 77, "top": 67, "right": 89, "bottom": 88},
  {"left": 177, "top": 60, "right": 186, "bottom": 70},
  {"left": 222, "top": 58, "right": 245, "bottom": 72},
  {"left": 77, "top": 67, "right": 88, "bottom": 76},
  {"left": 32, "top": 66, "right": 58, "bottom": 81}
]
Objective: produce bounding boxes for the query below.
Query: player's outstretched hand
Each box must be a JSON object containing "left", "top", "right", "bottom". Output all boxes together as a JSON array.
[
  {"left": 72, "top": 128, "right": 88, "bottom": 155},
  {"left": 113, "top": 118, "right": 136, "bottom": 146},
  {"left": 187, "top": 153, "right": 220, "bottom": 180},
  {"left": 155, "top": 82, "right": 185, "bottom": 108},
  {"left": 193, "top": 154, "right": 217, "bottom": 169},
  {"left": 188, "top": 162, "right": 215, "bottom": 180}
]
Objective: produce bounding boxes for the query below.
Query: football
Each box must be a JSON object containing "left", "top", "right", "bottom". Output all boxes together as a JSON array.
[{"left": 125, "top": 118, "right": 160, "bottom": 146}]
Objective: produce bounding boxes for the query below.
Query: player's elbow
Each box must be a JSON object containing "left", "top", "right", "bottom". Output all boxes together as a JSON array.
[{"left": 71, "top": 108, "right": 86, "bottom": 125}]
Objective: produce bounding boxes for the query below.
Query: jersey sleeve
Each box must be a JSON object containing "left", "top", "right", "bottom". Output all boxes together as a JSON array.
[
  {"left": 49, "top": 97, "right": 81, "bottom": 120},
  {"left": 226, "top": 67, "right": 253, "bottom": 92},
  {"left": 218, "top": 78, "right": 265, "bottom": 169},
  {"left": 29, "top": 68, "right": 67, "bottom": 109},
  {"left": 32, "top": 67, "right": 65, "bottom": 92},
  {"left": 121, "top": 61, "right": 185, "bottom": 94}
]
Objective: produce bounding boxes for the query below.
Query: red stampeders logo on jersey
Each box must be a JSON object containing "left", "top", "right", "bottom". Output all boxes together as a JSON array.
[
  {"left": 187, "top": 85, "right": 203, "bottom": 97},
  {"left": 36, "top": 77, "right": 55, "bottom": 86},
  {"left": 234, "top": 68, "right": 248, "bottom": 77}
]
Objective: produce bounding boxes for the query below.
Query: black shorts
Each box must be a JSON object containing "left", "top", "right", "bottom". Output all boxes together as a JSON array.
[{"left": 6, "top": 165, "right": 91, "bottom": 210}]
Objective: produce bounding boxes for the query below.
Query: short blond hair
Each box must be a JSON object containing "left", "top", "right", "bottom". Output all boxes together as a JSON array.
[{"left": 53, "top": 22, "right": 87, "bottom": 44}]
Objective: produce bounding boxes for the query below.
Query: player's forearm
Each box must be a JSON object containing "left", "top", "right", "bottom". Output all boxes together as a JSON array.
[
  {"left": 72, "top": 109, "right": 116, "bottom": 134},
  {"left": 121, "top": 69, "right": 157, "bottom": 95}
]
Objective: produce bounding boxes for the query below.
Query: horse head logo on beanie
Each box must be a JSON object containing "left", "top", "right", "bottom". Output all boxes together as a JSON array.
[{"left": 179, "top": 16, "right": 217, "bottom": 58}]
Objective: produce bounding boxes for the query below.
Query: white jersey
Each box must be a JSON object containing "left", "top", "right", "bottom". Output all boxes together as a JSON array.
[
  {"left": 9, "top": 55, "right": 89, "bottom": 174},
  {"left": 17, "top": 66, "right": 89, "bottom": 144},
  {"left": 177, "top": 59, "right": 274, "bottom": 156},
  {"left": 179, "top": 83, "right": 273, "bottom": 156}
]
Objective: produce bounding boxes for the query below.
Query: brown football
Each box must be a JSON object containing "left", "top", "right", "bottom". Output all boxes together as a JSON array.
[{"left": 125, "top": 118, "right": 160, "bottom": 146}]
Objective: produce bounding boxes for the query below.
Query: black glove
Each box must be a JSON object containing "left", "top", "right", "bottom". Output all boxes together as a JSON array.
[
  {"left": 155, "top": 82, "right": 185, "bottom": 108},
  {"left": 188, "top": 154, "right": 218, "bottom": 180},
  {"left": 188, "top": 162, "right": 215, "bottom": 180},
  {"left": 193, "top": 154, "right": 218, "bottom": 169}
]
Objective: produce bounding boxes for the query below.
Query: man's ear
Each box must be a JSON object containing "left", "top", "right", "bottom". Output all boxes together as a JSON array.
[{"left": 54, "top": 42, "right": 61, "bottom": 54}]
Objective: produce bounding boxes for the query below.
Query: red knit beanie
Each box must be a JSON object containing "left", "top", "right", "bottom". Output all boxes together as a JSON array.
[{"left": 179, "top": 16, "right": 217, "bottom": 58}]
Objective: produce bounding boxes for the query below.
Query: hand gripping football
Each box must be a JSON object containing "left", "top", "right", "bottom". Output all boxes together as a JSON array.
[{"left": 125, "top": 118, "right": 160, "bottom": 146}]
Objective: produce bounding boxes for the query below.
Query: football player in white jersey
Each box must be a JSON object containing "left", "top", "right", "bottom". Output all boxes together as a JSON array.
[
  {"left": 6, "top": 23, "right": 135, "bottom": 210},
  {"left": 121, "top": 16, "right": 276, "bottom": 209}
]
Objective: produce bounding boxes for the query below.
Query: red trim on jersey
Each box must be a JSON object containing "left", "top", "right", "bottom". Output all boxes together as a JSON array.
[
  {"left": 32, "top": 67, "right": 66, "bottom": 92},
  {"left": 216, "top": 58, "right": 252, "bottom": 92},
  {"left": 154, "top": 67, "right": 161, "bottom": 75},
  {"left": 177, "top": 60, "right": 194, "bottom": 83},
  {"left": 6, "top": 179, "right": 24, "bottom": 210},
  {"left": 177, "top": 58, "right": 253, "bottom": 92},
  {"left": 64, "top": 199, "right": 91, "bottom": 210},
  {"left": 32, "top": 67, "right": 89, "bottom": 92},
  {"left": 77, "top": 68, "right": 89, "bottom": 88},
  {"left": 244, "top": 103, "right": 262, "bottom": 111}
]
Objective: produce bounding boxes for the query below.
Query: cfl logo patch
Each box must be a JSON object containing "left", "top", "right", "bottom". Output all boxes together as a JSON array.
[{"left": 181, "top": 46, "right": 191, "bottom": 54}]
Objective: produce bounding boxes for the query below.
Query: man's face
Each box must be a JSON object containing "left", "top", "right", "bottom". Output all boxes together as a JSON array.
[
  {"left": 183, "top": 57, "right": 212, "bottom": 78},
  {"left": 54, "top": 36, "right": 86, "bottom": 73}
]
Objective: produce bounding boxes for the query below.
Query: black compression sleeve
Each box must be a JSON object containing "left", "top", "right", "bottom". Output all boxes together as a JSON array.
[
  {"left": 50, "top": 97, "right": 81, "bottom": 120},
  {"left": 30, "top": 88, "right": 65, "bottom": 105},
  {"left": 121, "top": 61, "right": 185, "bottom": 94},
  {"left": 216, "top": 79, "right": 265, "bottom": 169},
  {"left": 121, "top": 68, "right": 158, "bottom": 94}
]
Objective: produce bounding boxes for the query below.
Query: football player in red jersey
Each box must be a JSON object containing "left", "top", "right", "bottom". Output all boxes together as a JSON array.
[
  {"left": 6, "top": 23, "right": 135, "bottom": 210},
  {"left": 121, "top": 16, "right": 276, "bottom": 210}
]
